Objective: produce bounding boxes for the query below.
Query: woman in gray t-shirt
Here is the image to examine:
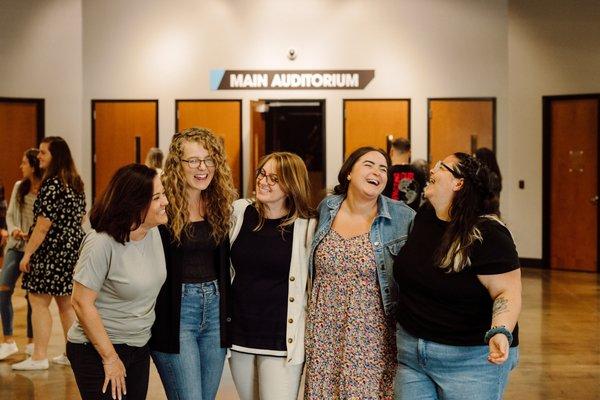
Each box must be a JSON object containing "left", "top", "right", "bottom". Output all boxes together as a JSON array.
[{"left": 66, "top": 164, "right": 168, "bottom": 400}]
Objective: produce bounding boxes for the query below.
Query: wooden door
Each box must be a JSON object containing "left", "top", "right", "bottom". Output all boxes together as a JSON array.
[
  {"left": 248, "top": 100, "right": 266, "bottom": 196},
  {"left": 344, "top": 99, "right": 410, "bottom": 159},
  {"left": 428, "top": 99, "right": 494, "bottom": 163},
  {"left": 93, "top": 100, "right": 158, "bottom": 201},
  {"left": 0, "top": 99, "right": 43, "bottom": 201},
  {"left": 176, "top": 100, "right": 242, "bottom": 193},
  {"left": 547, "top": 97, "right": 598, "bottom": 271}
]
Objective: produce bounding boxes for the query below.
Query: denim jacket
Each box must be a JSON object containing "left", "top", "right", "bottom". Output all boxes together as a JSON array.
[{"left": 309, "top": 194, "right": 415, "bottom": 315}]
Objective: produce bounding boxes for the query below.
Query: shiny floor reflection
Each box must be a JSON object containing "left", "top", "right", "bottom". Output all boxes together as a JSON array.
[{"left": 0, "top": 268, "right": 599, "bottom": 399}]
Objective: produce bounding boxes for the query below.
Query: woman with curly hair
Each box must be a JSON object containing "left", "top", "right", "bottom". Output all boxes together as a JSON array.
[{"left": 150, "top": 127, "right": 237, "bottom": 400}]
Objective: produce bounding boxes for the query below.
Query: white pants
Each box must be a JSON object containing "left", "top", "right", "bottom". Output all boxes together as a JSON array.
[{"left": 229, "top": 350, "right": 303, "bottom": 400}]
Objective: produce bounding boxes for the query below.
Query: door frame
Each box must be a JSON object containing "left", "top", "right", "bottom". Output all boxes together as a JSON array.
[
  {"left": 258, "top": 98, "right": 327, "bottom": 192},
  {"left": 175, "top": 99, "right": 243, "bottom": 193},
  {"left": 0, "top": 97, "right": 45, "bottom": 144},
  {"left": 542, "top": 93, "right": 600, "bottom": 271},
  {"left": 342, "top": 98, "right": 411, "bottom": 158},
  {"left": 91, "top": 99, "right": 159, "bottom": 200},
  {"left": 427, "top": 97, "right": 496, "bottom": 162}
]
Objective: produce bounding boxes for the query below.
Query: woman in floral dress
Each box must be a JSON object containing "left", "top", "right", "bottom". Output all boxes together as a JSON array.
[
  {"left": 13, "top": 136, "right": 86, "bottom": 371},
  {"left": 304, "top": 147, "right": 415, "bottom": 399}
]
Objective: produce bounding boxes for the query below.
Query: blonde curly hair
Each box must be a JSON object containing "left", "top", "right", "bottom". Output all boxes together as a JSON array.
[{"left": 162, "top": 127, "right": 237, "bottom": 244}]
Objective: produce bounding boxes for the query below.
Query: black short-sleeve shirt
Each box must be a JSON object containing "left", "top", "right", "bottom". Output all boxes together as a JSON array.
[{"left": 394, "top": 205, "right": 520, "bottom": 346}]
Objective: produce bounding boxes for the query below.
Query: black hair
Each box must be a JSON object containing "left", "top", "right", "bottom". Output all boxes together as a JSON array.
[{"left": 434, "top": 152, "right": 500, "bottom": 272}]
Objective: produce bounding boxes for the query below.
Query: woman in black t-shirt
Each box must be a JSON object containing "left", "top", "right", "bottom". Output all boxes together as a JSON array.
[{"left": 393, "top": 152, "right": 521, "bottom": 400}]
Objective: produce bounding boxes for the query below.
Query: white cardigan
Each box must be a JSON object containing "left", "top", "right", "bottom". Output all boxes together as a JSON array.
[{"left": 229, "top": 199, "right": 316, "bottom": 365}]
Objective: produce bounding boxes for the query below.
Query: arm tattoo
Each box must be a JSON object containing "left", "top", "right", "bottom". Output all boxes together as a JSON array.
[{"left": 492, "top": 297, "right": 509, "bottom": 318}]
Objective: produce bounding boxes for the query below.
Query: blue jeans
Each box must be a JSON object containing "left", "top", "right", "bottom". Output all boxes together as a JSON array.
[
  {"left": 394, "top": 323, "right": 519, "bottom": 400},
  {"left": 0, "top": 248, "right": 32, "bottom": 338},
  {"left": 152, "top": 281, "right": 226, "bottom": 400}
]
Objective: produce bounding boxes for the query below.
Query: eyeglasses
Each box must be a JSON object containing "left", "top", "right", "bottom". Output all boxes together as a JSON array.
[
  {"left": 181, "top": 157, "right": 215, "bottom": 169},
  {"left": 256, "top": 169, "right": 279, "bottom": 186},
  {"left": 433, "top": 160, "right": 463, "bottom": 179}
]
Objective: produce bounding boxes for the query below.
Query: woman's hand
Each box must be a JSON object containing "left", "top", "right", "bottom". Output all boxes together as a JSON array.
[
  {"left": 102, "top": 355, "right": 127, "bottom": 400},
  {"left": 487, "top": 333, "right": 510, "bottom": 365},
  {"left": 11, "top": 229, "right": 24, "bottom": 239},
  {"left": 19, "top": 254, "right": 31, "bottom": 272}
]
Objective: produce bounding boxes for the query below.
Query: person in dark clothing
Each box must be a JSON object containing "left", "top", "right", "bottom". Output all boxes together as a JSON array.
[
  {"left": 383, "top": 138, "right": 425, "bottom": 210},
  {"left": 393, "top": 153, "right": 521, "bottom": 399},
  {"left": 150, "top": 127, "right": 237, "bottom": 400}
]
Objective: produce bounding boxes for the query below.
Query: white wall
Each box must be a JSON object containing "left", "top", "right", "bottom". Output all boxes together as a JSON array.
[
  {"left": 3, "top": 0, "right": 599, "bottom": 259},
  {"left": 81, "top": 0, "right": 507, "bottom": 207},
  {"left": 0, "top": 0, "right": 83, "bottom": 166},
  {"left": 506, "top": 0, "right": 600, "bottom": 258}
]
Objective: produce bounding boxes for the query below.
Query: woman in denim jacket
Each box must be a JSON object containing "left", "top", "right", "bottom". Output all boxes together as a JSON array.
[{"left": 304, "top": 146, "right": 415, "bottom": 399}]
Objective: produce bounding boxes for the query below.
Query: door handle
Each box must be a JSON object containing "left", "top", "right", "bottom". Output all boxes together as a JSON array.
[{"left": 591, "top": 195, "right": 599, "bottom": 204}]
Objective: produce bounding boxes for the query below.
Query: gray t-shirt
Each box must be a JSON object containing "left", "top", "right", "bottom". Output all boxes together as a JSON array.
[{"left": 67, "top": 228, "right": 166, "bottom": 347}]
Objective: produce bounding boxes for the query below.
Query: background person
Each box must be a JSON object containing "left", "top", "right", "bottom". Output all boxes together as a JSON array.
[
  {"left": 67, "top": 164, "right": 168, "bottom": 400},
  {"left": 228, "top": 152, "right": 316, "bottom": 400},
  {"left": 145, "top": 147, "right": 164, "bottom": 175},
  {"left": 150, "top": 128, "right": 237, "bottom": 400},
  {"left": 13, "top": 136, "right": 86, "bottom": 371},
  {"left": 383, "top": 138, "right": 425, "bottom": 211},
  {"left": 304, "top": 146, "right": 415, "bottom": 399},
  {"left": 0, "top": 149, "right": 41, "bottom": 360},
  {"left": 393, "top": 153, "right": 521, "bottom": 399}
]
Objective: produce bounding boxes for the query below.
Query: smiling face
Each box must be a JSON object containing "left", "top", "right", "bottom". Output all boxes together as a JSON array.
[
  {"left": 181, "top": 140, "right": 215, "bottom": 193},
  {"left": 424, "top": 154, "right": 464, "bottom": 210},
  {"left": 20, "top": 155, "right": 34, "bottom": 180},
  {"left": 347, "top": 151, "right": 388, "bottom": 199},
  {"left": 141, "top": 175, "right": 169, "bottom": 228},
  {"left": 37, "top": 142, "right": 52, "bottom": 170},
  {"left": 255, "top": 158, "right": 287, "bottom": 210}
]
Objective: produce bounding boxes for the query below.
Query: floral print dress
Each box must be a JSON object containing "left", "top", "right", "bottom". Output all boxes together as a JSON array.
[
  {"left": 305, "top": 229, "right": 396, "bottom": 400},
  {"left": 22, "top": 178, "right": 86, "bottom": 296}
]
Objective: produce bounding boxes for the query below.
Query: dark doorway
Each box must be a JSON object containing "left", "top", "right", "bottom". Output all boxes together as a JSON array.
[{"left": 251, "top": 100, "right": 326, "bottom": 205}]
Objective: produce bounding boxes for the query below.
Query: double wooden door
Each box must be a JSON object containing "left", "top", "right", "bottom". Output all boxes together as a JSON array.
[{"left": 92, "top": 100, "right": 158, "bottom": 201}]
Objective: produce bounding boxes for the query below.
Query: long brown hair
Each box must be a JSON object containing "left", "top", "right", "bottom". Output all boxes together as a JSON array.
[
  {"left": 162, "top": 127, "right": 237, "bottom": 244},
  {"left": 17, "top": 148, "right": 42, "bottom": 209},
  {"left": 41, "top": 136, "right": 84, "bottom": 194},
  {"left": 253, "top": 152, "right": 316, "bottom": 231}
]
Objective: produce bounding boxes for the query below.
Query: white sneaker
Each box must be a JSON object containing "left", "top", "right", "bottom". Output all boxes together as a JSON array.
[
  {"left": 12, "top": 357, "right": 49, "bottom": 370},
  {"left": 0, "top": 342, "right": 19, "bottom": 360},
  {"left": 51, "top": 353, "right": 71, "bottom": 366},
  {"left": 26, "top": 343, "right": 34, "bottom": 356}
]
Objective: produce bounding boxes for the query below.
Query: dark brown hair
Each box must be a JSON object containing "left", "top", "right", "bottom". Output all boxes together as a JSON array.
[
  {"left": 89, "top": 164, "right": 157, "bottom": 244},
  {"left": 434, "top": 152, "right": 500, "bottom": 272},
  {"left": 17, "top": 148, "right": 43, "bottom": 209},
  {"left": 333, "top": 146, "right": 390, "bottom": 196},
  {"left": 41, "top": 136, "right": 84, "bottom": 194}
]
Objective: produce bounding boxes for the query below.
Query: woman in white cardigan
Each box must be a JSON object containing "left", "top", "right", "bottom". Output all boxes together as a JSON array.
[{"left": 228, "top": 152, "right": 316, "bottom": 400}]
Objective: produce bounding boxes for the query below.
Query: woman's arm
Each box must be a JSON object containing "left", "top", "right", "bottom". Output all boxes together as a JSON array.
[
  {"left": 6, "top": 182, "right": 22, "bottom": 238},
  {"left": 477, "top": 269, "right": 522, "bottom": 365},
  {"left": 72, "top": 281, "right": 127, "bottom": 400},
  {"left": 19, "top": 216, "right": 52, "bottom": 272}
]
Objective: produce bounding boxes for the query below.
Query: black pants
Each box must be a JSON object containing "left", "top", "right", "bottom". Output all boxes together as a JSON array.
[{"left": 67, "top": 341, "right": 150, "bottom": 400}]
